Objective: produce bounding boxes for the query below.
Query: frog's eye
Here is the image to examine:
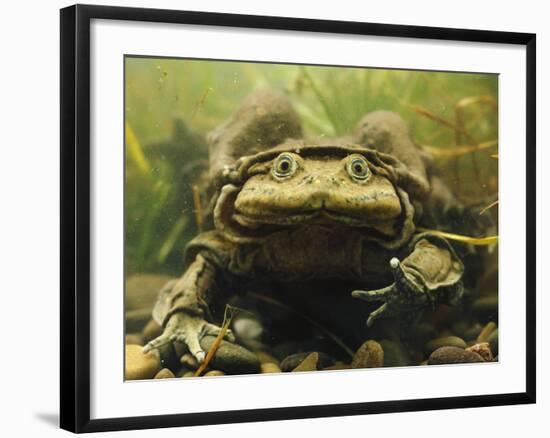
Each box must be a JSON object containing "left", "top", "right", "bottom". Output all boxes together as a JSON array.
[
  {"left": 272, "top": 153, "right": 298, "bottom": 178},
  {"left": 346, "top": 154, "right": 371, "bottom": 182}
]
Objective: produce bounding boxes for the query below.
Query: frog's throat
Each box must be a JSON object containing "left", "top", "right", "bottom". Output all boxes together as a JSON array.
[{"left": 213, "top": 183, "right": 416, "bottom": 250}]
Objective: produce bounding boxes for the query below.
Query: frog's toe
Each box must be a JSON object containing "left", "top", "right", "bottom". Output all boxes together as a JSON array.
[
  {"left": 142, "top": 331, "right": 172, "bottom": 353},
  {"left": 352, "top": 285, "right": 392, "bottom": 302},
  {"left": 202, "top": 322, "right": 236, "bottom": 342},
  {"left": 175, "top": 331, "right": 205, "bottom": 363},
  {"left": 366, "top": 303, "right": 388, "bottom": 327}
]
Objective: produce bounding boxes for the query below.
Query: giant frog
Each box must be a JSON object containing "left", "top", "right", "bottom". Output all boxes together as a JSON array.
[{"left": 143, "top": 89, "right": 465, "bottom": 363}]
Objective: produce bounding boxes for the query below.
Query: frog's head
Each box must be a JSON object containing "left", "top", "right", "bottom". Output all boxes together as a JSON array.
[{"left": 214, "top": 141, "right": 418, "bottom": 249}]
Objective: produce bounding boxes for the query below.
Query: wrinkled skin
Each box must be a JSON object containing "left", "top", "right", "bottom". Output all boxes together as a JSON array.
[{"left": 144, "top": 90, "right": 464, "bottom": 363}]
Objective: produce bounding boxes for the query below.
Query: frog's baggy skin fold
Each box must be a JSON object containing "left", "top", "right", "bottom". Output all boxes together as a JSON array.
[{"left": 145, "top": 89, "right": 465, "bottom": 363}]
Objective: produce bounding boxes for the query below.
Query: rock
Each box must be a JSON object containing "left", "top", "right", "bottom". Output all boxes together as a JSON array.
[
  {"left": 256, "top": 351, "right": 280, "bottom": 366},
  {"left": 157, "top": 342, "right": 179, "bottom": 371},
  {"left": 181, "top": 370, "right": 195, "bottom": 378},
  {"left": 232, "top": 314, "right": 264, "bottom": 351},
  {"left": 125, "top": 333, "right": 144, "bottom": 346},
  {"left": 155, "top": 368, "right": 175, "bottom": 379},
  {"left": 466, "top": 342, "right": 493, "bottom": 362},
  {"left": 450, "top": 321, "right": 470, "bottom": 339},
  {"left": 426, "top": 336, "right": 467, "bottom": 352},
  {"left": 292, "top": 352, "right": 319, "bottom": 372},
  {"left": 142, "top": 319, "right": 162, "bottom": 343},
  {"left": 126, "top": 274, "right": 174, "bottom": 311},
  {"left": 180, "top": 353, "right": 199, "bottom": 370},
  {"left": 260, "top": 363, "right": 282, "bottom": 373},
  {"left": 280, "top": 352, "right": 335, "bottom": 372},
  {"left": 477, "top": 322, "right": 497, "bottom": 343},
  {"left": 379, "top": 340, "right": 410, "bottom": 367},
  {"left": 464, "top": 323, "right": 483, "bottom": 341},
  {"left": 487, "top": 329, "right": 498, "bottom": 356},
  {"left": 204, "top": 370, "right": 226, "bottom": 377},
  {"left": 472, "top": 295, "right": 498, "bottom": 316},
  {"left": 199, "top": 335, "right": 260, "bottom": 374},
  {"left": 125, "top": 308, "right": 153, "bottom": 333},
  {"left": 125, "top": 344, "right": 161, "bottom": 380},
  {"left": 351, "top": 340, "right": 384, "bottom": 369},
  {"left": 428, "top": 346, "right": 485, "bottom": 365}
]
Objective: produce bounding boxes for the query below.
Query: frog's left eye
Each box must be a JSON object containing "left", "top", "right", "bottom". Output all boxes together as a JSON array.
[
  {"left": 346, "top": 154, "right": 371, "bottom": 182},
  {"left": 272, "top": 153, "right": 298, "bottom": 178}
]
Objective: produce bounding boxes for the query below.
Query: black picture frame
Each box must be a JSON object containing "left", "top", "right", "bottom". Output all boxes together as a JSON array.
[{"left": 60, "top": 4, "right": 536, "bottom": 433}]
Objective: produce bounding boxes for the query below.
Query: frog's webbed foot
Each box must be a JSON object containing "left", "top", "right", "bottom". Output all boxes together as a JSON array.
[
  {"left": 352, "top": 257, "right": 431, "bottom": 327},
  {"left": 143, "top": 313, "right": 235, "bottom": 363}
]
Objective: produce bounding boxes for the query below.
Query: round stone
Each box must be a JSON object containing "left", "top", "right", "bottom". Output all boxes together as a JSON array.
[
  {"left": 428, "top": 346, "right": 485, "bottom": 365},
  {"left": 260, "top": 362, "right": 282, "bottom": 373},
  {"left": 351, "top": 340, "right": 384, "bottom": 369},
  {"left": 426, "top": 336, "right": 467, "bottom": 352},
  {"left": 154, "top": 368, "right": 175, "bottom": 379},
  {"left": 125, "top": 344, "right": 161, "bottom": 380}
]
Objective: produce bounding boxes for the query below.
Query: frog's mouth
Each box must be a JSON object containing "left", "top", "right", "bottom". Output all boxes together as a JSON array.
[
  {"left": 214, "top": 184, "right": 415, "bottom": 249},
  {"left": 231, "top": 209, "right": 397, "bottom": 236}
]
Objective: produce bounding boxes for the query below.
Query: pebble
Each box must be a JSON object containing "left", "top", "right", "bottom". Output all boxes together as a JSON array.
[
  {"left": 261, "top": 363, "right": 282, "bottom": 373},
  {"left": 477, "top": 322, "right": 497, "bottom": 343},
  {"left": 181, "top": 371, "right": 195, "bottom": 378},
  {"left": 126, "top": 308, "right": 154, "bottom": 333},
  {"left": 180, "top": 353, "right": 199, "bottom": 370},
  {"left": 125, "top": 344, "right": 161, "bottom": 380},
  {"left": 428, "top": 346, "right": 485, "bottom": 365},
  {"left": 157, "top": 342, "right": 178, "bottom": 371},
  {"left": 487, "top": 329, "right": 499, "bottom": 356},
  {"left": 231, "top": 315, "right": 264, "bottom": 351},
  {"left": 379, "top": 340, "right": 410, "bottom": 367},
  {"left": 204, "top": 370, "right": 226, "bottom": 377},
  {"left": 292, "top": 352, "right": 319, "bottom": 372},
  {"left": 154, "top": 368, "right": 175, "bottom": 379},
  {"left": 280, "top": 352, "right": 335, "bottom": 372},
  {"left": 426, "top": 336, "right": 467, "bottom": 352},
  {"left": 463, "top": 323, "right": 483, "bottom": 341},
  {"left": 466, "top": 342, "right": 493, "bottom": 362},
  {"left": 256, "top": 351, "right": 280, "bottom": 366},
  {"left": 472, "top": 295, "right": 498, "bottom": 315},
  {"left": 450, "top": 321, "right": 470, "bottom": 339},
  {"left": 125, "top": 333, "right": 144, "bottom": 346},
  {"left": 351, "top": 340, "right": 384, "bottom": 369},
  {"left": 142, "top": 319, "right": 163, "bottom": 343},
  {"left": 199, "top": 335, "right": 260, "bottom": 375}
]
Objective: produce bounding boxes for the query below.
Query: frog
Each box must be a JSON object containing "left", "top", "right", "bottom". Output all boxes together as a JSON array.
[{"left": 143, "top": 89, "right": 465, "bottom": 364}]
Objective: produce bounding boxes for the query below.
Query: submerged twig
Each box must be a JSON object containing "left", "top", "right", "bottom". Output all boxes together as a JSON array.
[
  {"left": 479, "top": 200, "right": 499, "bottom": 215},
  {"left": 417, "top": 228, "right": 498, "bottom": 246},
  {"left": 418, "top": 140, "right": 497, "bottom": 157},
  {"left": 195, "top": 305, "right": 235, "bottom": 377}
]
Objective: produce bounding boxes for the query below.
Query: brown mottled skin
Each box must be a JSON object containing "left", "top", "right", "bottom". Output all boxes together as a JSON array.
[{"left": 143, "top": 89, "right": 464, "bottom": 362}]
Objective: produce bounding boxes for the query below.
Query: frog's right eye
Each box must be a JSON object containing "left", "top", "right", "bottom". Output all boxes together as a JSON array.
[{"left": 272, "top": 153, "right": 298, "bottom": 178}]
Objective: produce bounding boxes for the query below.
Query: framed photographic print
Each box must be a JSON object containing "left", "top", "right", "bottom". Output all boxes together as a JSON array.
[{"left": 60, "top": 4, "right": 536, "bottom": 433}]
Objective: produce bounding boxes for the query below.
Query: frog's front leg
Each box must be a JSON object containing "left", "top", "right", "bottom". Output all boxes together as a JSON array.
[
  {"left": 143, "top": 254, "right": 234, "bottom": 362},
  {"left": 352, "top": 235, "right": 464, "bottom": 327}
]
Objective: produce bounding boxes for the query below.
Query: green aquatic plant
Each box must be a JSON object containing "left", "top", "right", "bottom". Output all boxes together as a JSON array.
[{"left": 125, "top": 58, "right": 498, "bottom": 275}]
